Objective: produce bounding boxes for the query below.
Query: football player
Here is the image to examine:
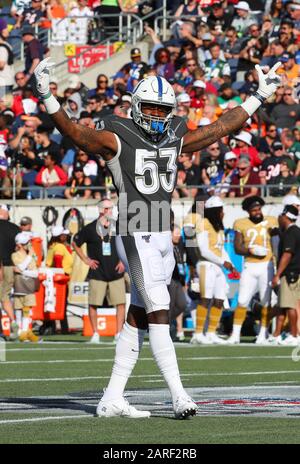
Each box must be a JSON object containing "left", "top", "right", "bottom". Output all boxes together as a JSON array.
[
  {"left": 227, "top": 196, "right": 278, "bottom": 345},
  {"left": 33, "top": 58, "right": 281, "bottom": 419},
  {"left": 191, "top": 196, "right": 233, "bottom": 345}
]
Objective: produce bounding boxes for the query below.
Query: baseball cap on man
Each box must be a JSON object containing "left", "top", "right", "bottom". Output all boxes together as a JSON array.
[
  {"left": 205, "top": 196, "right": 224, "bottom": 209},
  {"left": 131, "top": 48, "right": 141, "bottom": 57},
  {"left": 201, "top": 33, "right": 213, "bottom": 41},
  {"left": 193, "top": 80, "right": 206, "bottom": 89},
  {"left": 22, "top": 26, "right": 35, "bottom": 36},
  {"left": 15, "top": 232, "right": 33, "bottom": 245},
  {"left": 234, "top": 131, "right": 252, "bottom": 146},
  {"left": 282, "top": 194, "right": 300, "bottom": 206},
  {"left": 273, "top": 141, "right": 283, "bottom": 151},
  {"left": 52, "top": 226, "right": 70, "bottom": 237},
  {"left": 20, "top": 216, "right": 32, "bottom": 226},
  {"left": 0, "top": 204, "right": 8, "bottom": 211},
  {"left": 281, "top": 52, "right": 294, "bottom": 63},
  {"left": 177, "top": 93, "right": 191, "bottom": 104},
  {"left": 224, "top": 151, "right": 237, "bottom": 161},
  {"left": 234, "top": 1, "right": 250, "bottom": 11}
]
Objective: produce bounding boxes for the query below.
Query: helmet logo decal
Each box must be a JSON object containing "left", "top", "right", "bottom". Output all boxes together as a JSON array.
[{"left": 157, "top": 76, "right": 163, "bottom": 102}]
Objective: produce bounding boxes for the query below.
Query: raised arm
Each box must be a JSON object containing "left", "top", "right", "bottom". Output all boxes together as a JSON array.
[
  {"left": 33, "top": 59, "right": 118, "bottom": 160},
  {"left": 182, "top": 63, "right": 282, "bottom": 153}
]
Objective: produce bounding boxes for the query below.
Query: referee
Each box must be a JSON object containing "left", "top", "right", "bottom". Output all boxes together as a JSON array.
[{"left": 272, "top": 205, "right": 300, "bottom": 346}]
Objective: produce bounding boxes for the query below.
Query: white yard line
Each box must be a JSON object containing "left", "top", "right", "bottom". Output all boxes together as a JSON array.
[
  {"left": 0, "top": 370, "right": 300, "bottom": 383},
  {"left": 0, "top": 414, "right": 93, "bottom": 425},
  {"left": 0, "top": 355, "right": 293, "bottom": 365}
]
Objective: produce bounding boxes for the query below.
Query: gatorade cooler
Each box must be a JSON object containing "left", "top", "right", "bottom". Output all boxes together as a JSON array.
[
  {"left": 83, "top": 307, "right": 117, "bottom": 337},
  {"left": 0, "top": 314, "right": 10, "bottom": 337},
  {"left": 32, "top": 272, "right": 70, "bottom": 321},
  {"left": 31, "top": 237, "right": 43, "bottom": 267}
]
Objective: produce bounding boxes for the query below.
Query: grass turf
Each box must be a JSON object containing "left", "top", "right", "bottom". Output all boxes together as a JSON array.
[{"left": 0, "top": 335, "right": 300, "bottom": 444}]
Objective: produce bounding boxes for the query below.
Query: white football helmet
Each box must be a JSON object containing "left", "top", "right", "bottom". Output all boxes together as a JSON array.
[{"left": 131, "top": 76, "right": 176, "bottom": 135}]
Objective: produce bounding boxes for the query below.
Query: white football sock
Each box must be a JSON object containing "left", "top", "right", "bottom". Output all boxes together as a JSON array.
[
  {"left": 148, "top": 323, "right": 186, "bottom": 401},
  {"left": 22, "top": 317, "right": 31, "bottom": 332},
  {"left": 15, "top": 310, "right": 22, "bottom": 330},
  {"left": 232, "top": 324, "right": 242, "bottom": 338},
  {"left": 101, "top": 322, "right": 146, "bottom": 401},
  {"left": 258, "top": 326, "right": 267, "bottom": 338}
]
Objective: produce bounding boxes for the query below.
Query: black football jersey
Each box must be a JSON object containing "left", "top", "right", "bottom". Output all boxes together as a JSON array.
[{"left": 96, "top": 116, "right": 188, "bottom": 234}]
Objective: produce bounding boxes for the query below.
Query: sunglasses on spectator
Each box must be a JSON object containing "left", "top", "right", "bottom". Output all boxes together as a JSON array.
[
  {"left": 284, "top": 92, "right": 292, "bottom": 96},
  {"left": 159, "top": 53, "right": 169, "bottom": 57},
  {"left": 238, "top": 167, "right": 248, "bottom": 171},
  {"left": 268, "top": 128, "right": 277, "bottom": 132},
  {"left": 187, "top": 63, "right": 196, "bottom": 67},
  {"left": 98, "top": 80, "right": 108, "bottom": 84},
  {"left": 50, "top": 86, "right": 57, "bottom": 90},
  {"left": 210, "top": 147, "right": 220, "bottom": 151}
]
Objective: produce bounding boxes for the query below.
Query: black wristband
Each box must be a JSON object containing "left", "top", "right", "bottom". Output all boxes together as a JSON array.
[{"left": 253, "top": 91, "right": 266, "bottom": 104}]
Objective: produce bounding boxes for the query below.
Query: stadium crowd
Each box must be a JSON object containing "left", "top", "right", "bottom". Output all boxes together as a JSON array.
[
  {"left": 0, "top": 0, "right": 299, "bottom": 347},
  {"left": 0, "top": 0, "right": 298, "bottom": 199}
]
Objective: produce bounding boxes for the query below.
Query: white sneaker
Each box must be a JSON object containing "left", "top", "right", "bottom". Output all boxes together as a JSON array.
[
  {"left": 190, "top": 333, "right": 212, "bottom": 344},
  {"left": 96, "top": 397, "right": 151, "bottom": 418},
  {"left": 226, "top": 334, "right": 240, "bottom": 345},
  {"left": 278, "top": 335, "right": 298, "bottom": 346},
  {"left": 266, "top": 335, "right": 281, "bottom": 345},
  {"left": 206, "top": 333, "right": 227, "bottom": 345},
  {"left": 255, "top": 334, "right": 268, "bottom": 345},
  {"left": 89, "top": 332, "right": 100, "bottom": 344},
  {"left": 173, "top": 395, "right": 198, "bottom": 420},
  {"left": 176, "top": 332, "right": 185, "bottom": 342}
]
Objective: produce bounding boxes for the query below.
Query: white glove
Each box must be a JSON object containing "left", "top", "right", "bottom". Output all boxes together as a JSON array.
[
  {"left": 255, "top": 62, "right": 282, "bottom": 100},
  {"left": 249, "top": 245, "right": 268, "bottom": 257},
  {"left": 33, "top": 57, "right": 56, "bottom": 98}
]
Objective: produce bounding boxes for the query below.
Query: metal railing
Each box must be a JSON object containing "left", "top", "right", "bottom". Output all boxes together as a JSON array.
[{"left": 0, "top": 183, "right": 298, "bottom": 201}]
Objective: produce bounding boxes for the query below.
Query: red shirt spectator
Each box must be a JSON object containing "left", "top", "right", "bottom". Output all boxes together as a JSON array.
[
  {"left": 229, "top": 156, "right": 261, "bottom": 198},
  {"left": 36, "top": 153, "right": 68, "bottom": 187},
  {"left": 232, "top": 131, "right": 262, "bottom": 167}
]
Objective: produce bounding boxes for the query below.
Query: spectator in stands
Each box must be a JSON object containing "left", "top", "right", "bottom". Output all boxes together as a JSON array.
[
  {"left": 204, "top": 42, "right": 231, "bottom": 85},
  {"left": 1, "top": 168, "right": 27, "bottom": 199},
  {"left": 207, "top": 1, "right": 234, "bottom": 30},
  {"left": 217, "top": 83, "right": 242, "bottom": 109},
  {"left": 70, "top": 149, "right": 98, "bottom": 182},
  {"left": 278, "top": 19, "right": 295, "bottom": 48},
  {"left": 35, "top": 125, "right": 60, "bottom": 162},
  {"left": 229, "top": 156, "right": 261, "bottom": 198},
  {"left": 237, "top": 36, "right": 269, "bottom": 82},
  {"left": 258, "top": 124, "right": 280, "bottom": 155},
  {"left": 66, "top": 74, "right": 89, "bottom": 106},
  {"left": 259, "top": 140, "right": 286, "bottom": 185},
  {"left": 13, "top": 72, "right": 27, "bottom": 93},
  {"left": 0, "top": 19, "right": 15, "bottom": 95},
  {"left": 232, "top": 1, "right": 257, "bottom": 35},
  {"left": 270, "top": 86, "right": 300, "bottom": 129},
  {"left": 65, "top": 92, "right": 83, "bottom": 120},
  {"left": 18, "top": 0, "right": 46, "bottom": 28},
  {"left": 153, "top": 48, "right": 175, "bottom": 81},
  {"left": 88, "top": 74, "right": 113, "bottom": 100},
  {"left": 21, "top": 26, "right": 44, "bottom": 84},
  {"left": 176, "top": 152, "right": 200, "bottom": 197},
  {"left": 269, "top": 159, "right": 298, "bottom": 197},
  {"left": 200, "top": 143, "right": 224, "bottom": 189},
  {"left": 270, "top": 0, "right": 286, "bottom": 23},
  {"left": 174, "top": 0, "right": 204, "bottom": 19},
  {"left": 35, "top": 152, "right": 68, "bottom": 197},
  {"left": 218, "top": 151, "right": 238, "bottom": 197},
  {"left": 73, "top": 198, "right": 126, "bottom": 343},
  {"left": 19, "top": 216, "right": 33, "bottom": 233},
  {"left": 64, "top": 163, "right": 92, "bottom": 199},
  {"left": 189, "top": 80, "right": 206, "bottom": 109},
  {"left": 232, "top": 130, "right": 261, "bottom": 167},
  {"left": 223, "top": 26, "right": 243, "bottom": 60},
  {"left": 277, "top": 52, "right": 299, "bottom": 87}
]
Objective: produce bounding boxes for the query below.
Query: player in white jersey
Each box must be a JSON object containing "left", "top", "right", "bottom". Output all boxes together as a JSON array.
[
  {"left": 227, "top": 196, "right": 278, "bottom": 345},
  {"left": 33, "top": 58, "right": 282, "bottom": 418},
  {"left": 189, "top": 196, "right": 233, "bottom": 345}
]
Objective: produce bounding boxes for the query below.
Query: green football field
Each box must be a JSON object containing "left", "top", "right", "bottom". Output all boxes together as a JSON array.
[{"left": 0, "top": 334, "right": 300, "bottom": 444}]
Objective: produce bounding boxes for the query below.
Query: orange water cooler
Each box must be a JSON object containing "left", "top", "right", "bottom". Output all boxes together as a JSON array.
[
  {"left": 83, "top": 307, "right": 117, "bottom": 337},
  {"left": 32, "top": 272, "right": 70, "bottom": 321}
]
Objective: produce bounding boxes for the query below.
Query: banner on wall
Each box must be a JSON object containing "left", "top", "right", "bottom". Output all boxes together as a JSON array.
[{"left": 67, "top": 45, "right": 114, "bottom": 73}]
